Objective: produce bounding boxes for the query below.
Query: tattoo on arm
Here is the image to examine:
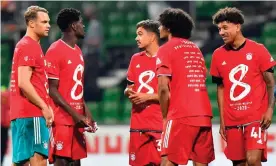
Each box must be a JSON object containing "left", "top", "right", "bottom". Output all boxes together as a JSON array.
[{"left": 263, "top": 71, "right": 275, "bottom": 109}]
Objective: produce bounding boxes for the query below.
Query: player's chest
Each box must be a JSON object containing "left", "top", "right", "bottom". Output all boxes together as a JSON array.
[
  {"left": 218, "top": 51, "right": 259, "bottom": 78},
  {"left": 33, "top": 54, "right": 48, "bottom": 80},
  {"left": 32, "top": 51, "right": 48, "bottom": 73},
  {"left": 38, "top": 54, "right": 47, "bottom": 69},
  {"left": 60, "top": 53, "right": 85, "bottom": 73},
  {"left": 133, "top": 58, "right": 157, "bottom": 83}
]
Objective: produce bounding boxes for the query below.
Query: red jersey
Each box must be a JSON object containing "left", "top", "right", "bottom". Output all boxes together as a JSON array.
[
  {"left": 156, "top": 37, "right": 212, "bottom": 123},
  {"left": 127, "top": 51, "right": 162, "bottom": 131},
  {"left": 1, "top": 90, "right": 10, "bottom": 127},
  {"left": 10, "top": 36, "right": 49, "bottom": 120},
  {"left": 210, "top": 39, "right": 276, "bottom": 126},
  {"left": 45, "top": 39, "right": 85, "bottom": 125}
]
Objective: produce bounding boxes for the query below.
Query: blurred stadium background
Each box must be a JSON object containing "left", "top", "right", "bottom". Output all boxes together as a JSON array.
[{"left": 1, "top": 1, "right": 276, "bottom": 166}]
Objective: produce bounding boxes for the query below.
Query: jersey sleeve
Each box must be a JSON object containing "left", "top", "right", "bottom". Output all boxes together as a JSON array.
[
  {"left": 209, "top": 51, "right": 221, "bottom": 78},
  {"left": 156, "top": 47, "right": 172, "bottom": 76},
  {"left": 257, "top": 44, "right": 276, "bottom": 72},
  {"left": 126, "top": 56, "right": 135, "bottom": 83},
  {"left": 17, "top": 46, "right": 37, "bottom": 67},
  {"left": 45, "top": 48, "right": 60, "bottom": 80}
]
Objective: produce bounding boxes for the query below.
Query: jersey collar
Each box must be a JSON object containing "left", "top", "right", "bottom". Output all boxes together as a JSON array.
[
  {"left": 224, "top": 39, "right": 247, "bottom": 51},
  {"left": 59, "top": 39, "right": 76, "bottom": 50},
  {"left": 141, "top": 51, "right": 157, "bottom": 57}
]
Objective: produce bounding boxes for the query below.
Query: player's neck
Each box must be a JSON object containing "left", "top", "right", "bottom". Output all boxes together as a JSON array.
[
  {"left": 25, "top": 29, "right": 40, "bottom": 42},
  {"left": 168, "top": 34, "right": 173, "bottom": 41},
  {"left": 231, "top": 35, "right": 246, "bottom": 50},
  {"left": 61, "top": 34, "right": 77, "bottom": 48},
  {"left": 145, "top": 43, "right": 159, "bottom": 57}
]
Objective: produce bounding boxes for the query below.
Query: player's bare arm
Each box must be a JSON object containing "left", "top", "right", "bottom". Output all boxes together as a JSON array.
[
  {"left": 274, "top": 86, "right": 276, "bottom": 99},
  {"left": 84, "top": 102, "right": 94, "bottom": 121},
  {"left": 125, "top": 78, "right": 159, "bottom": 105},
  {"left": 124, "top": 83, "right": 151, "bottom": 105},
  {"left": 212, "top": 75, "right": 226, "bottom": 140},
  {"left": 129, "top": 92, "right": 159, "bottom": 105},
  {"left": 83, "top": 102, "right": 98, "bottom": 133},
  {"left": 18, "top": 66, "right": 53, "bottom": 127},
  {"left": 260, "top": 71, "right": 275, "bottom": 129},
  {"left": 48, "top": 79, "right": 88, "bottom": 127},
  {"left": 158, "top": 75, "right": 170, "bottom": 120},
  {"left": 217, "top": 84, "right": 226, "bottom": 141}
]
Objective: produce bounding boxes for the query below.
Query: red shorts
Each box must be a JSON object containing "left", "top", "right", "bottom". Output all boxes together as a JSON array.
[
  {"left": 225, "top": 122, "right": 267, "bottom": 161},
  {"left": 162, "top": 119, "right": 215, "bottom": 165},
  {"left": 129, "top": 131, "right": 162, "bottom": 166},
  {"left": 49, "top": 124, "right": 87, "bottom": 163}
]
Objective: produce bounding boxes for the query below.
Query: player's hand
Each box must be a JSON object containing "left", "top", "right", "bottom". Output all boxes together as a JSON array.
[
  {"left": 125, "top": 85, "right": 136, "bottom": 97},
  {"left": 84, "top": 121, "right": 99, "bottom": 133},
  {"left": 84, "top": 103, "right": 96, "bottom": 126},
  {"left": 219, "top": 123, "right": 227, "bottom": 141},
  {"left": 129, "top": 93, "right": 150, "bottom": 105},
  {"left": 42, "top": 105, "right": 54, "bottom": 128},
  {"left": 73, "top": 113, "right": 89, "bottom": 128},
  {"left": 260, "top": 108, "right": 273, "bottom": 130}
]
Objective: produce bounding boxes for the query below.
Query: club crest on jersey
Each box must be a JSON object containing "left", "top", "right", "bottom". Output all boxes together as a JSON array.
[
  {"left": 56, "top": 141, "right": 63, "bottom": 150},
  {"left": 43, "top": 141, "right": 48, "bottom": 149},
  {"left": 130, "top": 152, "right": 136, "bottom": 161},
  {"left": 246, "top": 53, "right": 252, "bottom": 60}
]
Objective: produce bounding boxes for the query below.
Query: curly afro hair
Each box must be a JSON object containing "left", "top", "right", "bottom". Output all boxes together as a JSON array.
[
  {"left": 57, "top": 8, "right": 81, "bottom": 32},
  {"left": 158, "top": 8, "right": 195, "bottom": 39},
  {"left": 212, "top": 7, "right": 244, "bottom": 25}
]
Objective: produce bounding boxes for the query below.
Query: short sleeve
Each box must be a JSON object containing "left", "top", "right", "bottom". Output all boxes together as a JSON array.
[
  {"left": 45, "top": 49, "right": 60, "bottom": 79},
  {"left": 209, "top": 51, "right": 221, "bottom": 78},
  {"left": 257, "top": 44, "right": 276, "bottom": 72},
  {"left": 126, "top": 56, "right": 135, "bottom": 83},
  {"left": 17, "top": 47, "right": 37, "bottom": 67},
  {"left": 156, "top": 47, "right": 172, "bottom": 76}
]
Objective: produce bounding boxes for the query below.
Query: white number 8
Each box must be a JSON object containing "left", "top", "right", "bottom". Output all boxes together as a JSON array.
[{"left": 71, "top": 64, "right": 84, "bottom": 100}]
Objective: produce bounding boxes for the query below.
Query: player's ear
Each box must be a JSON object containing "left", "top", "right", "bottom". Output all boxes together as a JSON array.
[
  {"left": 28, "top": 20, "right": 35, "bottom": 28},
  {"left": 71, "top": 23, "right": 77, "bottom": 31},
  {"left": 236, "top": 24, "right": 241, "bottom": 32},
  {"left": 150, "top": 32, "right": 156, "bottom": 42}
]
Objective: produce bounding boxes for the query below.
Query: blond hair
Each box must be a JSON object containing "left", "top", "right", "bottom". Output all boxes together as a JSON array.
[{"left": 24, "top": 6, "right": 48, "bottom": 25}]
